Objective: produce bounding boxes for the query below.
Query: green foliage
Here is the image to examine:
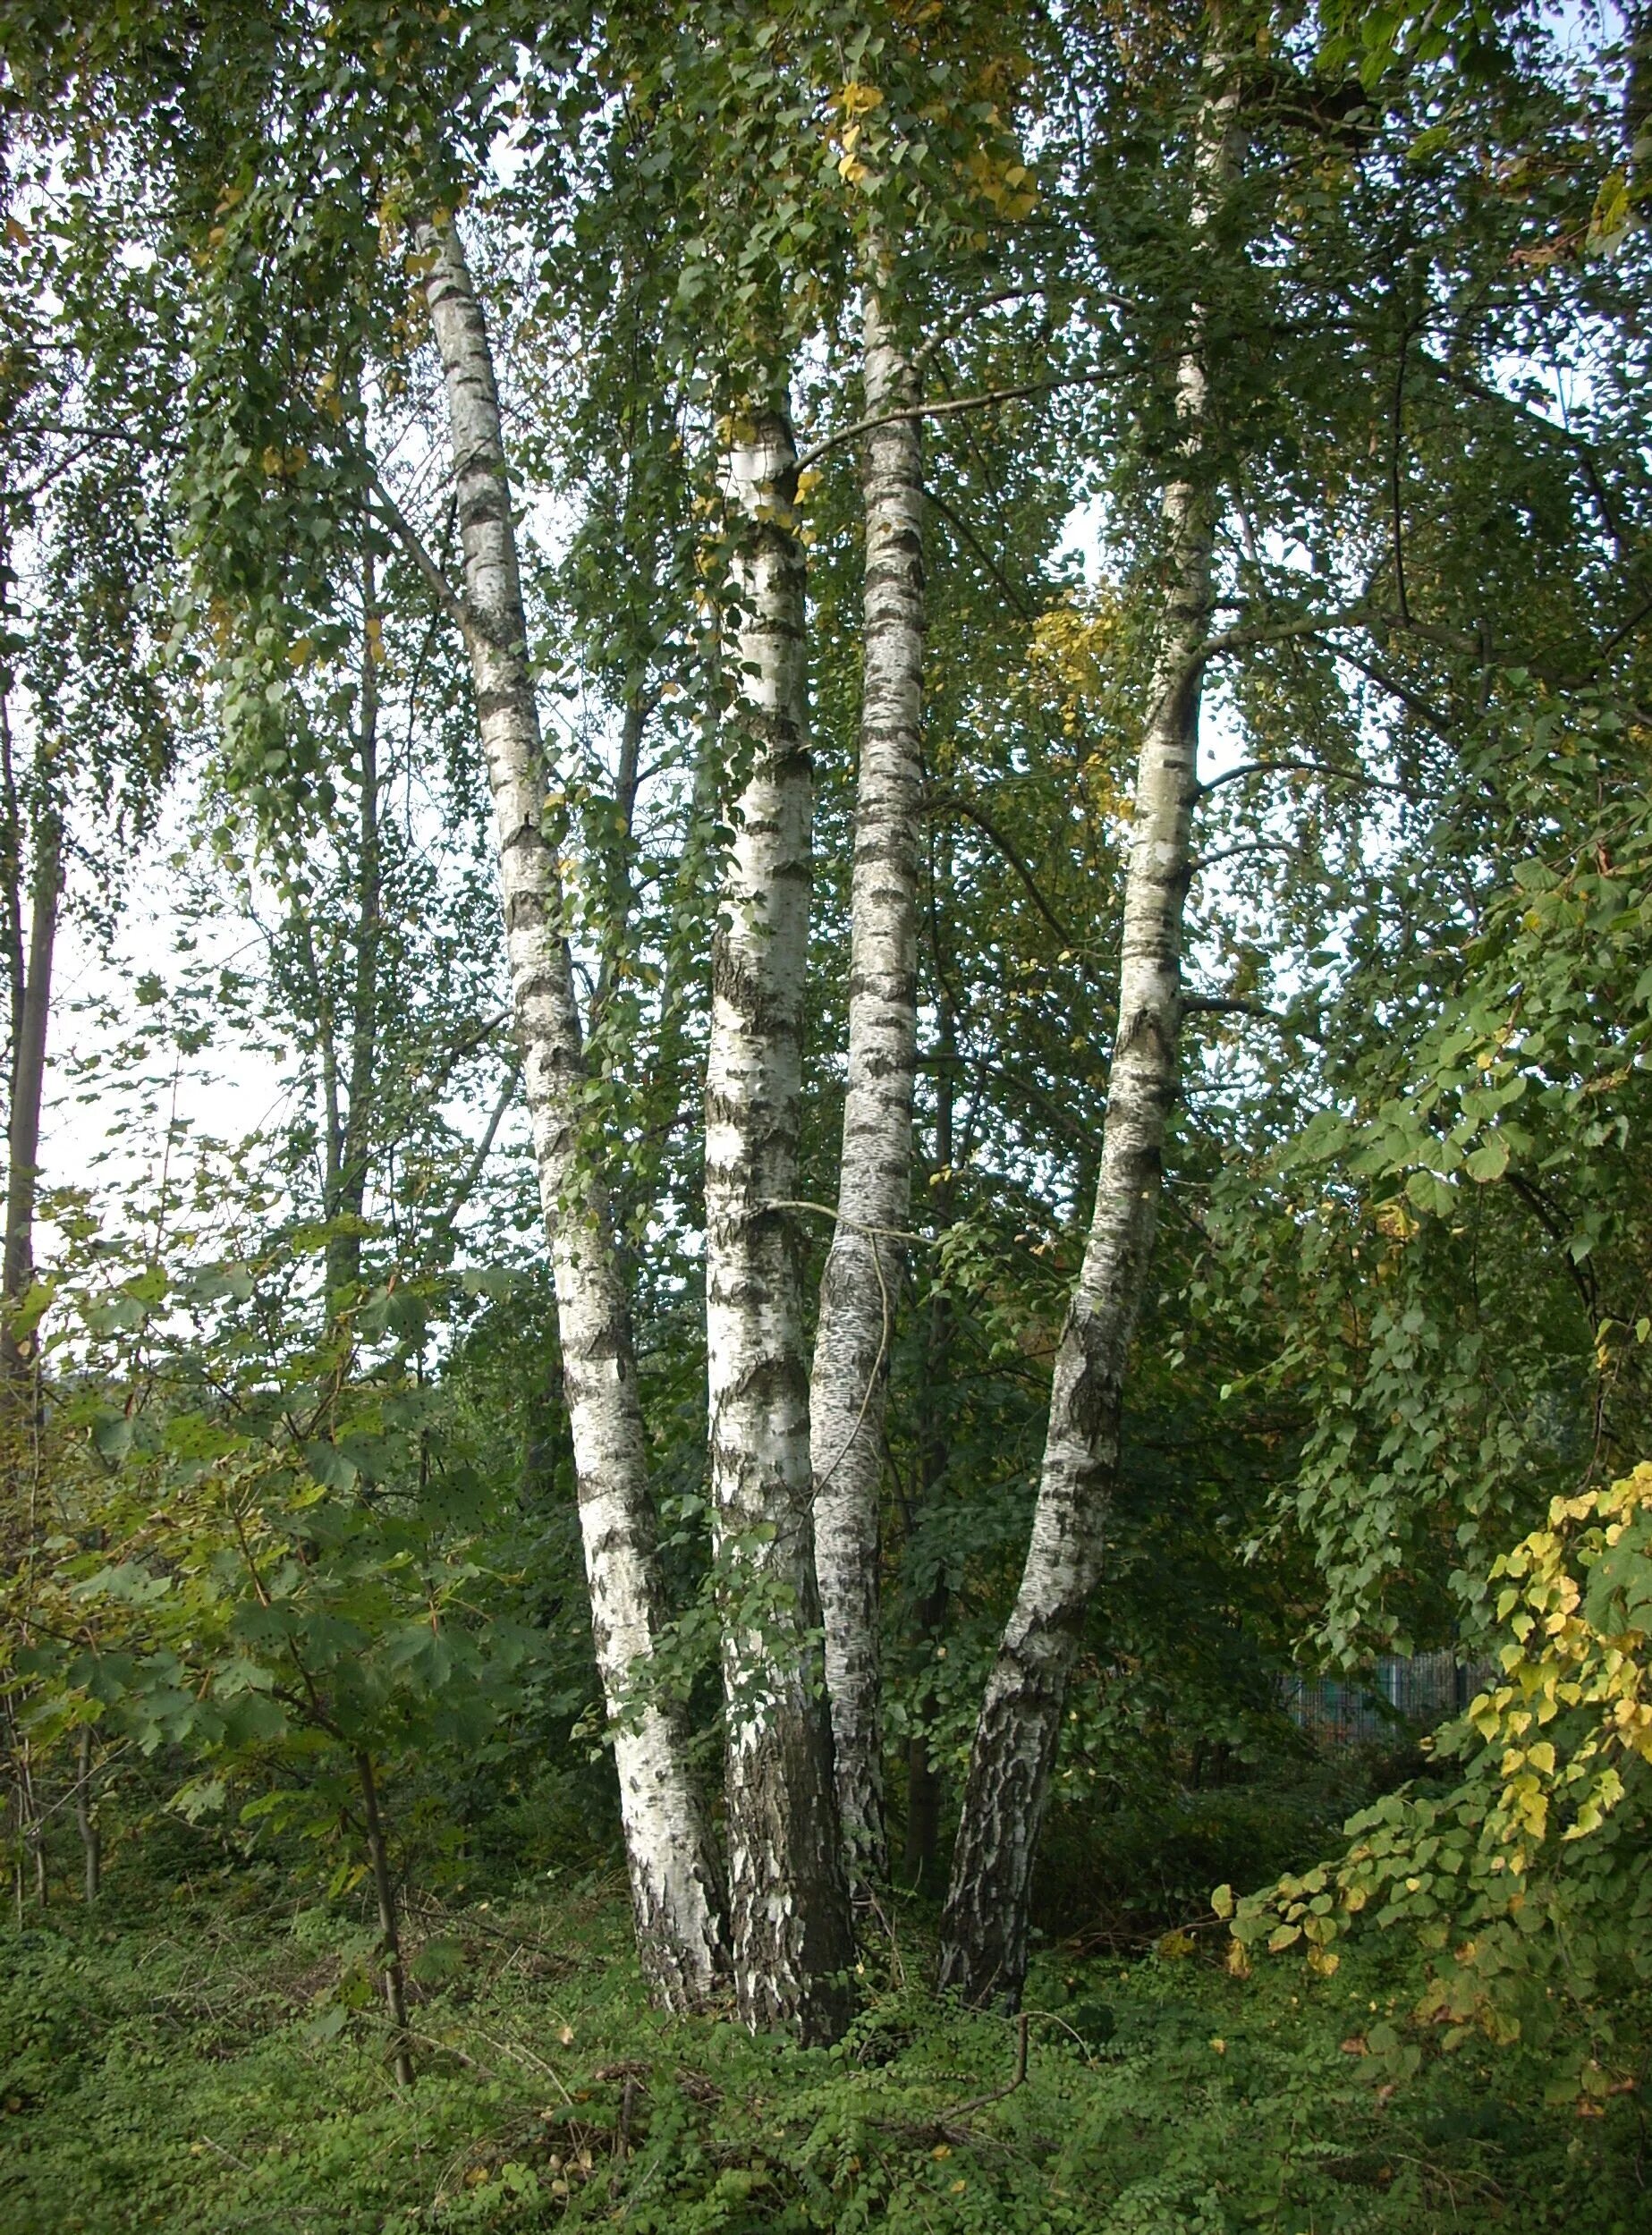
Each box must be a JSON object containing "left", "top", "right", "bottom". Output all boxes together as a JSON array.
[
  {"left": 1231, "top": 1463, "right": 1652, "bottom": 2104},
  {"left": 4, "top": 1871, "right": 1649, "bottom": 2232},
  {"left": 4, "top": 1215, "right": 591, "bottom": 1902},
  {"left": 3, "top": 0, "right": 1650, "bottom": 2203}
]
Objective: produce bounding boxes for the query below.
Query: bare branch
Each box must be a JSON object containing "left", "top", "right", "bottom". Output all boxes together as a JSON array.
[
  {"left": 366, "top": 475, "right": 477, "bottom": 639},
  {"left": 795, "top": 370, "right": 1106, "bottom": 473},
  {"left": 1198, "top": 756, "right": 1408, "bottom": 799},
  {"left": 929, "top": 792, "right": 1087, "bottom": 952}
]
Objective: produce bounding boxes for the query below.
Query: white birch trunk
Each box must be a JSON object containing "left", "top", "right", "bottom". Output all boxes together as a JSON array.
[
  {"left": 809, "top": 286, "right": 925, "bottom": 1886},
  {"left": 420, "top": 219, "right": 724, "bottom": 2010},
  {"left": 707, "top": 403, "right": 853, "bottom": 2043},
  {"left": 936, "top": 63, "right": 1244, "bottom": 2007}
]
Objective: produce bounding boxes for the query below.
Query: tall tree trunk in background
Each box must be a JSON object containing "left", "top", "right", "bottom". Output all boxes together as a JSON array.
[
  {"left": 707, "top": 402, "right": 853, "bottom": 2044},
  {"left": 421, "top": 218, "right": 724, "bottom": 2011},
  {"left": 2, "top": 810, "right": 59, "bottom": 1402},
  {"left": 810, "top": 284, "right": 926, "bottom": 1890},
  {"left": 937, "top": 59, "right": 1243, "bottom": 2008},
  {"left": 905, "top": 987, "right": 955, "bottom": 1892},
  {"left": 326, "top": 552, "right": 382, "bottom": 1302},
  {"left": 74, "top": 1726, "right": 99, "bottom": 1905},
  {"left": 593, "top": 691, "right": 648, "bottom": 1026}
]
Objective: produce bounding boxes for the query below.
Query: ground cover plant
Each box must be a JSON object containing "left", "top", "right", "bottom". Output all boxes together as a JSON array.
[{"left": 4, "top": 1799, "right": 1648, "bottom": 2235}]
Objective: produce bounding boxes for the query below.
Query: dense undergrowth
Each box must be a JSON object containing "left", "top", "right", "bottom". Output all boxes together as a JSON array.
[{"left": 4, "top": 1778, "right": 1648, "bottom": 2235}]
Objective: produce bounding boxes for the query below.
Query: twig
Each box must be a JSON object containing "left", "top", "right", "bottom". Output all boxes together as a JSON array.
[
  {"left": 1199, "top": 756, "right": 1407, "bottom": 799},
  {"left": 925, "top": 487, "right": 1037, "bottom": 619},
  {"left": 195, "top": 2134, "right": 258, "bottom": 2175},
  {"left": 1182, "top": 994, "right": 1290, "bottom": 1024},
  {"left": 367, "top": 475, "right": 478, "bottom": 639},
  {"left": 928, "top": 793, "right": 1086, "bottom": 952},
  {"left": 466, "top": 2024, "right": 572, "bottom": 2100},
  {"left": 754, "top": 1198, "right": 935, "bottom": 1248},
  {"left": 911, "top": 286, "right": 1052, "bottom": 369},
  {"left": 942, "top": 2011, "right": 1029, "bottom": 2119},
  {"left": 795, "top": 371, "right": 1106, "bottom": 471},
  {"left": 879, "top": 2013, "right": 1031, "bottom": 2149}
]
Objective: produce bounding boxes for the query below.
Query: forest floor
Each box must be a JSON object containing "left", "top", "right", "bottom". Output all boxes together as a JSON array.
[{"left": 3, "top": 1841, "right": 1648, "bottom": 2235}]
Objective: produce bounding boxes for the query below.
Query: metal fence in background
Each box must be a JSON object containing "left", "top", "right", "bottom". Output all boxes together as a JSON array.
[{"left": 1282, "top": 1649, "right": 1498, "bottom": 1751}]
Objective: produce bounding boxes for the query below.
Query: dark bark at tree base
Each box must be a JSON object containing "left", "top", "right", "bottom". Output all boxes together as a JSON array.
[{"left": 357, "top": 1753, "right": 414, "bottom": 2088}]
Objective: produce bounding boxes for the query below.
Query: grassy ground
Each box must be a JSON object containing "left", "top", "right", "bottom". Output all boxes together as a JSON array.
[{"left": 3, "top": 1855, "right": 1648, "bottom": 2234}]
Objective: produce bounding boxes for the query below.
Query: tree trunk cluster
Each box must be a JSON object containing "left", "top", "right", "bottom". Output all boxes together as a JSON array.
[{"left": 411, "top": 101, "right": 1241, "bottom": 2019}]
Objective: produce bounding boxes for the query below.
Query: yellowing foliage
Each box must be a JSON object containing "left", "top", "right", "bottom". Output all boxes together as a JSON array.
[
  {"left": 1230, "top": 1464, "right": 1652, "bottom": 2081},
  {"left": 1026, "top": 589, "right": 1135, "bottom": 822}
]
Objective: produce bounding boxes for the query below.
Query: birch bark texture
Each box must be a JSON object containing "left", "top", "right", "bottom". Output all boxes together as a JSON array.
[
  {"left": 936, "top": 63, "right": 1244, "bottom": 2007},
  {"left": 2, "top": 810, "right": 58, "bottom": 1402},
  {"left": 809, "top": 286, "right": 926, "bottom": 1887},
  {"left": 707, "top": 404, "right": 853, "bottom": 2043},
  {"left": 420, "top": 218, "right": 724, "bottom": 2011}
]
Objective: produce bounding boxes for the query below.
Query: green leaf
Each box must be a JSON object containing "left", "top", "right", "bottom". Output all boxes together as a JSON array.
[
  {"left": 1464, "top": 1134, "right": 1510, "bottom": 1183},
  {"left": 92, "top": 1410, "right": 135, "bottom": 1460},
  {"left": 305, "top": 1440, "right": 358, "bottom": 1494}
]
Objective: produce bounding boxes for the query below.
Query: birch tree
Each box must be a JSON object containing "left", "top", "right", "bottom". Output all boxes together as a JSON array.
[
  {"left": 0, "top": 777, "right": 58, "bottom": 1407},
  {"left": 419, "top": 217, "right": 725, "bottom": 2011},
  {"left": 707, "top": 400, "right": 854, "bottom": 2041},
  {"left": 937, "top": 51, "right": 1244, "bottom": 2006},
  {"left": 321, "top": 550, "right": 381, "bottom": 1306},
  {"left": 809, "top": 281, "right": 926, "bottom": 1887}
]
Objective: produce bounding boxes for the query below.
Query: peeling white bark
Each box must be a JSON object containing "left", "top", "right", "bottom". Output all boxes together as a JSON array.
[
  {"left": 707, "top": 402, "right": 854, "bottom": 2043},
  {"left": 937, "top": 63, "right": 1244, "bottom": 2008},
  {"left": 809, "top": 285, "right": 925, "bottom": 1887},
  {"left": 421, "top": 219, "right": 724, "bottom": 2011}
]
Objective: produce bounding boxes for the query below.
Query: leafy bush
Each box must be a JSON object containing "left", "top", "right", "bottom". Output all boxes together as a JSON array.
[{"left": 1229, "top": 1463, "right": 1652, "bottom": 2107}]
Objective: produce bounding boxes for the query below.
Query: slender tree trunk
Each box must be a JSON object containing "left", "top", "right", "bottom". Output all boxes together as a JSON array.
[
  {"left": 707, "top": 402, "right": 853, "bottom": 2043},
  {"left": 426, "top": 1057, "right": 521, "bottom": 1262},
  {"left": 75, "top": 1726, "right": 99, "bottom": 1905},
  {"left": 292, "top": 903, "right": 343, "bottom": 1256},
  {"left": 327, "top": 552, "right": 382, "bottom": 1302},
  {"left": 1, "top": 694, "right": 26, "bottom": 1088},
  {"left": 905, "top": 1001, "right": 955, "bottom": 1892},
  {"left": 356, "top": 1753, "right": 414, "bottom": 2087},
  {"left": 13, "top": 1734, "right": 46, "bottom": 1906},
  {"left": 420, "top": 217, "right": 724, "bottom": 2010},
  {"left": 809, "top": 284, "right": 926, "bottom": 1889},
  {"left": 937, "top": 62, "right": 1242, "bottom": 2008},
  {"left": 593, "top": 692, "right": 648, "bottom": 1026},
  {"left": 3, "top": 812, "right": 59, "bottom": 1403}
]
